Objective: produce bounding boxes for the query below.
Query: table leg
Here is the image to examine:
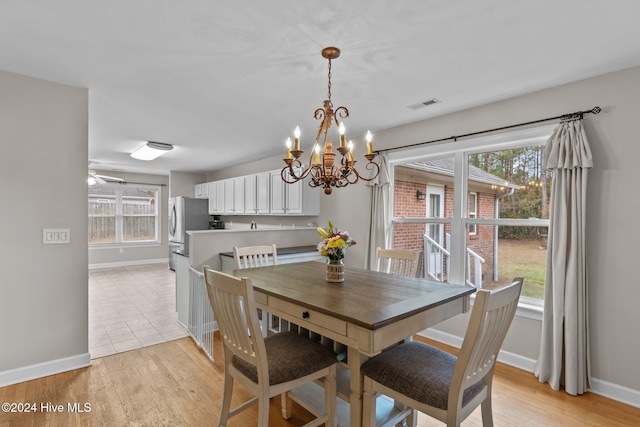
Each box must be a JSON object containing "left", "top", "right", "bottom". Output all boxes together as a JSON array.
[{"left": 348, "top": 347, "right": 368, "bottom": 427}]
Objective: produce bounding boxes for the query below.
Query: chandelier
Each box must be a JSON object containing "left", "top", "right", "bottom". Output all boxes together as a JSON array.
[{"left": 281, "top": 47, "right": 380, "bottom": 195}]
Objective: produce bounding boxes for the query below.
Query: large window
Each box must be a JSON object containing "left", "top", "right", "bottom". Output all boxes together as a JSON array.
[
  {"left": 389, "top": 125, "right": 554, "bottom": 308},
  {"left": 89, "top": 184, "right": 160, "bottom": 245}
]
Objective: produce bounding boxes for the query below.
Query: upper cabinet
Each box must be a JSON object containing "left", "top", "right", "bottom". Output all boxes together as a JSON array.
[
  {"left": 270, "top": 169, "right": 319, "bottom": 216},
  {"left": 194, "top": 183, "right": 209, "bottom": 199},
  {"left": 245, "top": 172, "right": 270, "bottom": 215},
  {"left": 208, "top": 180, "right": 225, "bottom": 215},
  {"left": 204, "top": 169, "right": 319, "bottom": 216}
]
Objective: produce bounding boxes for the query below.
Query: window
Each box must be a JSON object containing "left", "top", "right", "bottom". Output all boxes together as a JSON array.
[
  {"left": 389, "top": 125, "right": 555, "bottom": 308},
  {"left": 468, "top": 192, "right": 477, "bottom": 235},
  {"left": 89, "top": 184, "right": 160, "bottom": 245}
]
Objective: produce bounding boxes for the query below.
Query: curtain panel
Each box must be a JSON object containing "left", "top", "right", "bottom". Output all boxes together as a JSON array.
[
  {"left": 366, "top": 153, "right": 391, "bottom": 269},
  {"left": 535, "top": 118, "right": 593, "bottom": 395}
]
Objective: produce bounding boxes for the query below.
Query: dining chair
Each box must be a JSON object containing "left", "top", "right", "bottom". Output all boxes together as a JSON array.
[
  {"left": 374, "top": 247, "right": 423, "bottom": 278},
  {"left": 203, "top": 267, "right": 337, "bottom": 427},
  {"left": 361, "top": 277, "right": 524, "bottom": 427},
  {"left": 233, "top": 244, "right": 279, "bottom": 335}
]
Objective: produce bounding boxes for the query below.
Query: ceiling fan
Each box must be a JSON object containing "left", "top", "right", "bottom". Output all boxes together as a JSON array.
[{"left": 88, "top": 170, "right": 124, "bottom": 185}]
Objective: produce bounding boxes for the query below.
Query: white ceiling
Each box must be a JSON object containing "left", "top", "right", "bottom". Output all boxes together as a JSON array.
[{"left": 2, "top": 1, "right": 640, "bottom": 176}]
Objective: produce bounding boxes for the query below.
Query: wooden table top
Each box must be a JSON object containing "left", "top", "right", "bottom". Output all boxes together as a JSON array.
[{"left": 232, "top": 261, "right": 475, "bottom": 330}]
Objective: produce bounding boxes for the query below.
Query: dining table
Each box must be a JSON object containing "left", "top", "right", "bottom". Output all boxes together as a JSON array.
[{"left": 230, "top": 261, "right": 475, "bottom": 427}]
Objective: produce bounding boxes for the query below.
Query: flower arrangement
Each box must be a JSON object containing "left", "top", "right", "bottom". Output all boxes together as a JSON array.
[{"left": 317, "top": 220, "right": 356, "bottom": 263}]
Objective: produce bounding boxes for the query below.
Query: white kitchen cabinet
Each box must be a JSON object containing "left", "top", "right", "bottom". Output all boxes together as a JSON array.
[
  {"left": 223, "top": 177, "right": 245, "bottom": 215},
  {"left": 244, "top": 172, "right": 270, "bottom": 214},
  {"left": 270, "top": 169, "right": 319, "bottom": 215},
  {"left": 208, "top": 180, "right": 225, "bottom": 215},
  {"left": 194, "top": 183, "right": 209, "bottom": 199}
]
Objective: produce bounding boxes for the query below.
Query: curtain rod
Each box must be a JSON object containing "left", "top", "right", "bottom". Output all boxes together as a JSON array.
[
  {"left": 376, "top": 106, "right": 601, "bottom": 154},
  {"left": 114, "top": 181, "right": 167, "bottom": 187}
]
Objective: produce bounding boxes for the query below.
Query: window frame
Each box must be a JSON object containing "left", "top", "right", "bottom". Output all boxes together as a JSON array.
[
  {"left": 387, "top": 124, "right": 556, "bottom": 314},
  {"left": 89, "top": 183, "right": 162, "bottom": 248}
]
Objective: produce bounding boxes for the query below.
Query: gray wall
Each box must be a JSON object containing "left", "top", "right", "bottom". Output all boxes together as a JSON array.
[
  {"left": 88, "top": 171, "right": 170, "bottom": 268},
  {"left": 207, "top": 66, "right": 640, "bottom": 398},
  {"left": 0, "top": 70, "right": 89, "bottom": 378}
]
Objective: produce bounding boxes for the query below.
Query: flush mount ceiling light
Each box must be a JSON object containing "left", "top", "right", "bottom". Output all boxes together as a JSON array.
[
  {"left": 281, "top": 47, "right": 380, "bottom": 195},
  {"left": 130, "top": 141, "right": 173, "bottom": 161}
]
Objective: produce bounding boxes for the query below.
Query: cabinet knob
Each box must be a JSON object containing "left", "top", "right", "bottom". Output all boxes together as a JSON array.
[{"left": 302, "top": 311, "right": 310, "bottom": 319}]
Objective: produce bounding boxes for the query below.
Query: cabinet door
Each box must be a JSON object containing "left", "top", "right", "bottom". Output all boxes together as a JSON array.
[
  {"left": 233, "top": 176, "right": 245, "bottom": 214},
  {"left": 255, "top": 172, "right": 270, "bottom": 214},
  {"left": 207, "top": 182, "right": 217, "bottom": 213},
  {"left": 270, "top": 170, "right": 286, "bottom": 214},
  {"left": 195, "top": 183, "right": 209, "bottom": 199},
  {"left": 286, "top": 179, "right": 303, "bottom": 214},
  {"left": 224, "top": 179, "right": 235, "bottom": 214},
  {"left": 209, "top": 180, "right": 225, "bottom": 214},
  {"left": 244, "top": 175, "right": 257, "bottom": 214}
]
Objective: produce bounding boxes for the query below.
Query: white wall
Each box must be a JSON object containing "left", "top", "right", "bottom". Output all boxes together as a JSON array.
[
  {"left": 88, "top": 170, "right": 170, "bottom": 268},
  {"left": 207, "top": 67, "right": 640, "bottom": 402},
  {"left": 0, "top": 69, "right": 89, "bottom": 384}
]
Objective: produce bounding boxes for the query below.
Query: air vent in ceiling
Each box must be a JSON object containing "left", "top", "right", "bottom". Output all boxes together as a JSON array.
[{"left": 408, "top": 98, "right": 441, "bottom": 110}]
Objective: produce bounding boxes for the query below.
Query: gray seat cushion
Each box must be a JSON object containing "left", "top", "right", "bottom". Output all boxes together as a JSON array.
[
  {"left": 361, "top": 341, "right": 483, "bottom": 410},
  {"left": 232, "top": 331, "right": 337, "bottom": 385}
]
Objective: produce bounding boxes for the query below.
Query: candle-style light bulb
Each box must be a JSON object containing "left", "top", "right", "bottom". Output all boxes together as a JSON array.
[
  {"left": 286, "top": 137, "right": 292, "bottom": 159},
  {"left": 314, "top": 145, "right": 320, "bottom": 164},
  {"left": 294, "top": 126, "right": 301, "bottom": 151},
  {"left": 339, "top": 122, "right": 346, "bottom": 147},
  {"left": 366, "top": 130, "right": 373, "bottom": 154}
]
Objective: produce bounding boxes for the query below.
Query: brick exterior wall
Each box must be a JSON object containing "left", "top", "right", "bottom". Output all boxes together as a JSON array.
[{"left": 392, "top": 179, "right": 496, "bottom": 282}]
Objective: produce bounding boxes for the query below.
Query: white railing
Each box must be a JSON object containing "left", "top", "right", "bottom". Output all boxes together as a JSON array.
[
  {"left": 423, "top": 233, "right": 485, "bottom": 288},
  {"left": 188, "top": 266, "right": 215, "bottom": 362}
]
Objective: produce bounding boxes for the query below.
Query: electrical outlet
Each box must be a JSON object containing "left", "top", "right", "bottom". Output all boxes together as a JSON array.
[{"left": 43, "top": 228, "right": 70, "bottom": 244}]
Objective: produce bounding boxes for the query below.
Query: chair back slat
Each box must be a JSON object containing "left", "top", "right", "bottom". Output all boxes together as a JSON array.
[
  {"left": 203, "top": 266, "right": 268, "bottom": 369},
  {"left": 234, "top": 244, "right": 278, "bottom": 269},
  {"left": 454, "top": 277, "right": 523, "bottom": 394},
  {"left": 375, "top": 248, "right": 423, "bottom": 278}
]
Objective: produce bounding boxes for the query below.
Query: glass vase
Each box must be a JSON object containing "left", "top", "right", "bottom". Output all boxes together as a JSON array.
[{"left": 326, "top": 259, "right": 345, "bottom": 283}]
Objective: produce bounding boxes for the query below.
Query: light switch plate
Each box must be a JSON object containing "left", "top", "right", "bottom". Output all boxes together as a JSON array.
[{"left": 43, "top": 228, "right": 70, "bottom": 244}]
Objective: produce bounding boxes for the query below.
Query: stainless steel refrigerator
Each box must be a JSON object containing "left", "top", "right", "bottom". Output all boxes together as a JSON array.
[{"left": 168, "top": 196, "right": 210, "bottom": 270}]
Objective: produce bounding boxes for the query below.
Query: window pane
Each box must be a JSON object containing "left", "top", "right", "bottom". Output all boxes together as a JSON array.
[
  {"left": 88, "top": 187, "right": 116, "bottom": 243},
  {"left": 466, "top": 224, "right": 546, "bottom": 299},
  {"left": 122, "top": 189, "right": 157, "bottom": 242},
  {"left": 89, "top": 217, "right": 116, "bottom": 243},
  {"left": 468, "top": 146, "right": 550, "bottom": 220}
]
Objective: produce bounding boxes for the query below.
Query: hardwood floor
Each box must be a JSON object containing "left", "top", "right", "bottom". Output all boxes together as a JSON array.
[{"left": 1, "top": 334, "right": 638, "bottom": 426}]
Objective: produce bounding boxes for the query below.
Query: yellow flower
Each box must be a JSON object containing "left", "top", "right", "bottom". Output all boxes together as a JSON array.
[{"left": 327, "top": 237, "right": 345, "bottom": 248}]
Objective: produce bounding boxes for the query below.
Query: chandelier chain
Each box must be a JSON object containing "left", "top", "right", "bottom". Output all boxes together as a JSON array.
[{"left": 327, "top": 58, "right": 332, "bottom": 101}]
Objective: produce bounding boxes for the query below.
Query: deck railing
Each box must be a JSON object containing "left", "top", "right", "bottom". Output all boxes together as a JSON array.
[{"left": 423, "top": 233, "right": 485, "bottom": 288}]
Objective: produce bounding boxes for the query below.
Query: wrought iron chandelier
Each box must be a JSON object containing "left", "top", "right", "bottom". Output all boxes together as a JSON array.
[{"left": 281, "top": 47, "right": 380, "bottom": 195}]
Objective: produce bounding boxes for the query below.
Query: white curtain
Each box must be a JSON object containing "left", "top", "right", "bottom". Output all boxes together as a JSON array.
[
  {"left": 535, "top": 118, "right": 593, "bottom": 395},
  {"left": 366, "top": 153, "right": 391, "bottom": 269}
]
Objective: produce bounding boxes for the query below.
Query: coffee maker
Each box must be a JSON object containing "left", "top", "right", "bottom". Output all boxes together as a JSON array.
[{"left": 209, "top": 215, "right": 225, "bottom": 229}]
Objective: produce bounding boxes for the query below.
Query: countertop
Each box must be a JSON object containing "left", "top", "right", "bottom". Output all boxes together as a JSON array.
[
  {"left": 219, "top": 245, "right": 318, "bottom": 258},
  {"left": 187, "top": 226, "right": 316, "bottom": 235}
]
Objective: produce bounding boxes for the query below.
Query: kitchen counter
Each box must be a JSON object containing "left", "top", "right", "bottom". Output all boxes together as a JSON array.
[
  {"left": 219, "top": 245, "right": 318, "bottom": 259},
  {"left": 187, "top": 226, "right": 316, "bottom": 235}
]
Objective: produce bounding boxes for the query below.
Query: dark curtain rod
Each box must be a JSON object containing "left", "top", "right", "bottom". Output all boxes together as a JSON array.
[
  {"left": 114, "top": 181, "right": 167, "bottom": 187},
  {"left": 376, "top": 106, "right": 601, "bottom": 154}
]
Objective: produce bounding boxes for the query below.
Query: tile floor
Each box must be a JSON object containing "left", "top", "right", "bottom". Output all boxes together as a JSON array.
[{"left": 89, "top": 263, "right": 188, "bottom": 359}]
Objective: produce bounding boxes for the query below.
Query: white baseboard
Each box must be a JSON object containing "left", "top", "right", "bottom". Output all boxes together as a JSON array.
[
  {"left": 0, "top": 353, "right": 91, "bottom": 387},
  {"left": 89, "top": 258, "right": 169, "bottom": 270},
  {"left": 418, "top": 329, "right": 640, "bottom": 409}
]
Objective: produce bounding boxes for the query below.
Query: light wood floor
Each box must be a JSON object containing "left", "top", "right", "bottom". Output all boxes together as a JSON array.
[{"left": 1, "top": 334, "right": 638, "bottom": 426}]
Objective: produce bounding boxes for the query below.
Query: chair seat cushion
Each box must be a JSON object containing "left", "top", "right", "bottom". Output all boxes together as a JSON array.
[
  {"left": 361, "top": 341, "right": 483, "bottom": 410},
  {"left": 232, "top": 332, "right": 336, "bottom": 385}
]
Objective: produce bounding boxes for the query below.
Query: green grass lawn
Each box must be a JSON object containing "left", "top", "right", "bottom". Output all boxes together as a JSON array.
[{"left": 496, "top": 238, "right": 546, "bottom": 299}]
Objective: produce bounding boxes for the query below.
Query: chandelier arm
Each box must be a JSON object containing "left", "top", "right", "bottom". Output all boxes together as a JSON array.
[
  {"left": 350, "top": 161, "right": 381, "bottom": 182},
  {"left": 334, "top": 106, "right": 349, "bottom": 122}
]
